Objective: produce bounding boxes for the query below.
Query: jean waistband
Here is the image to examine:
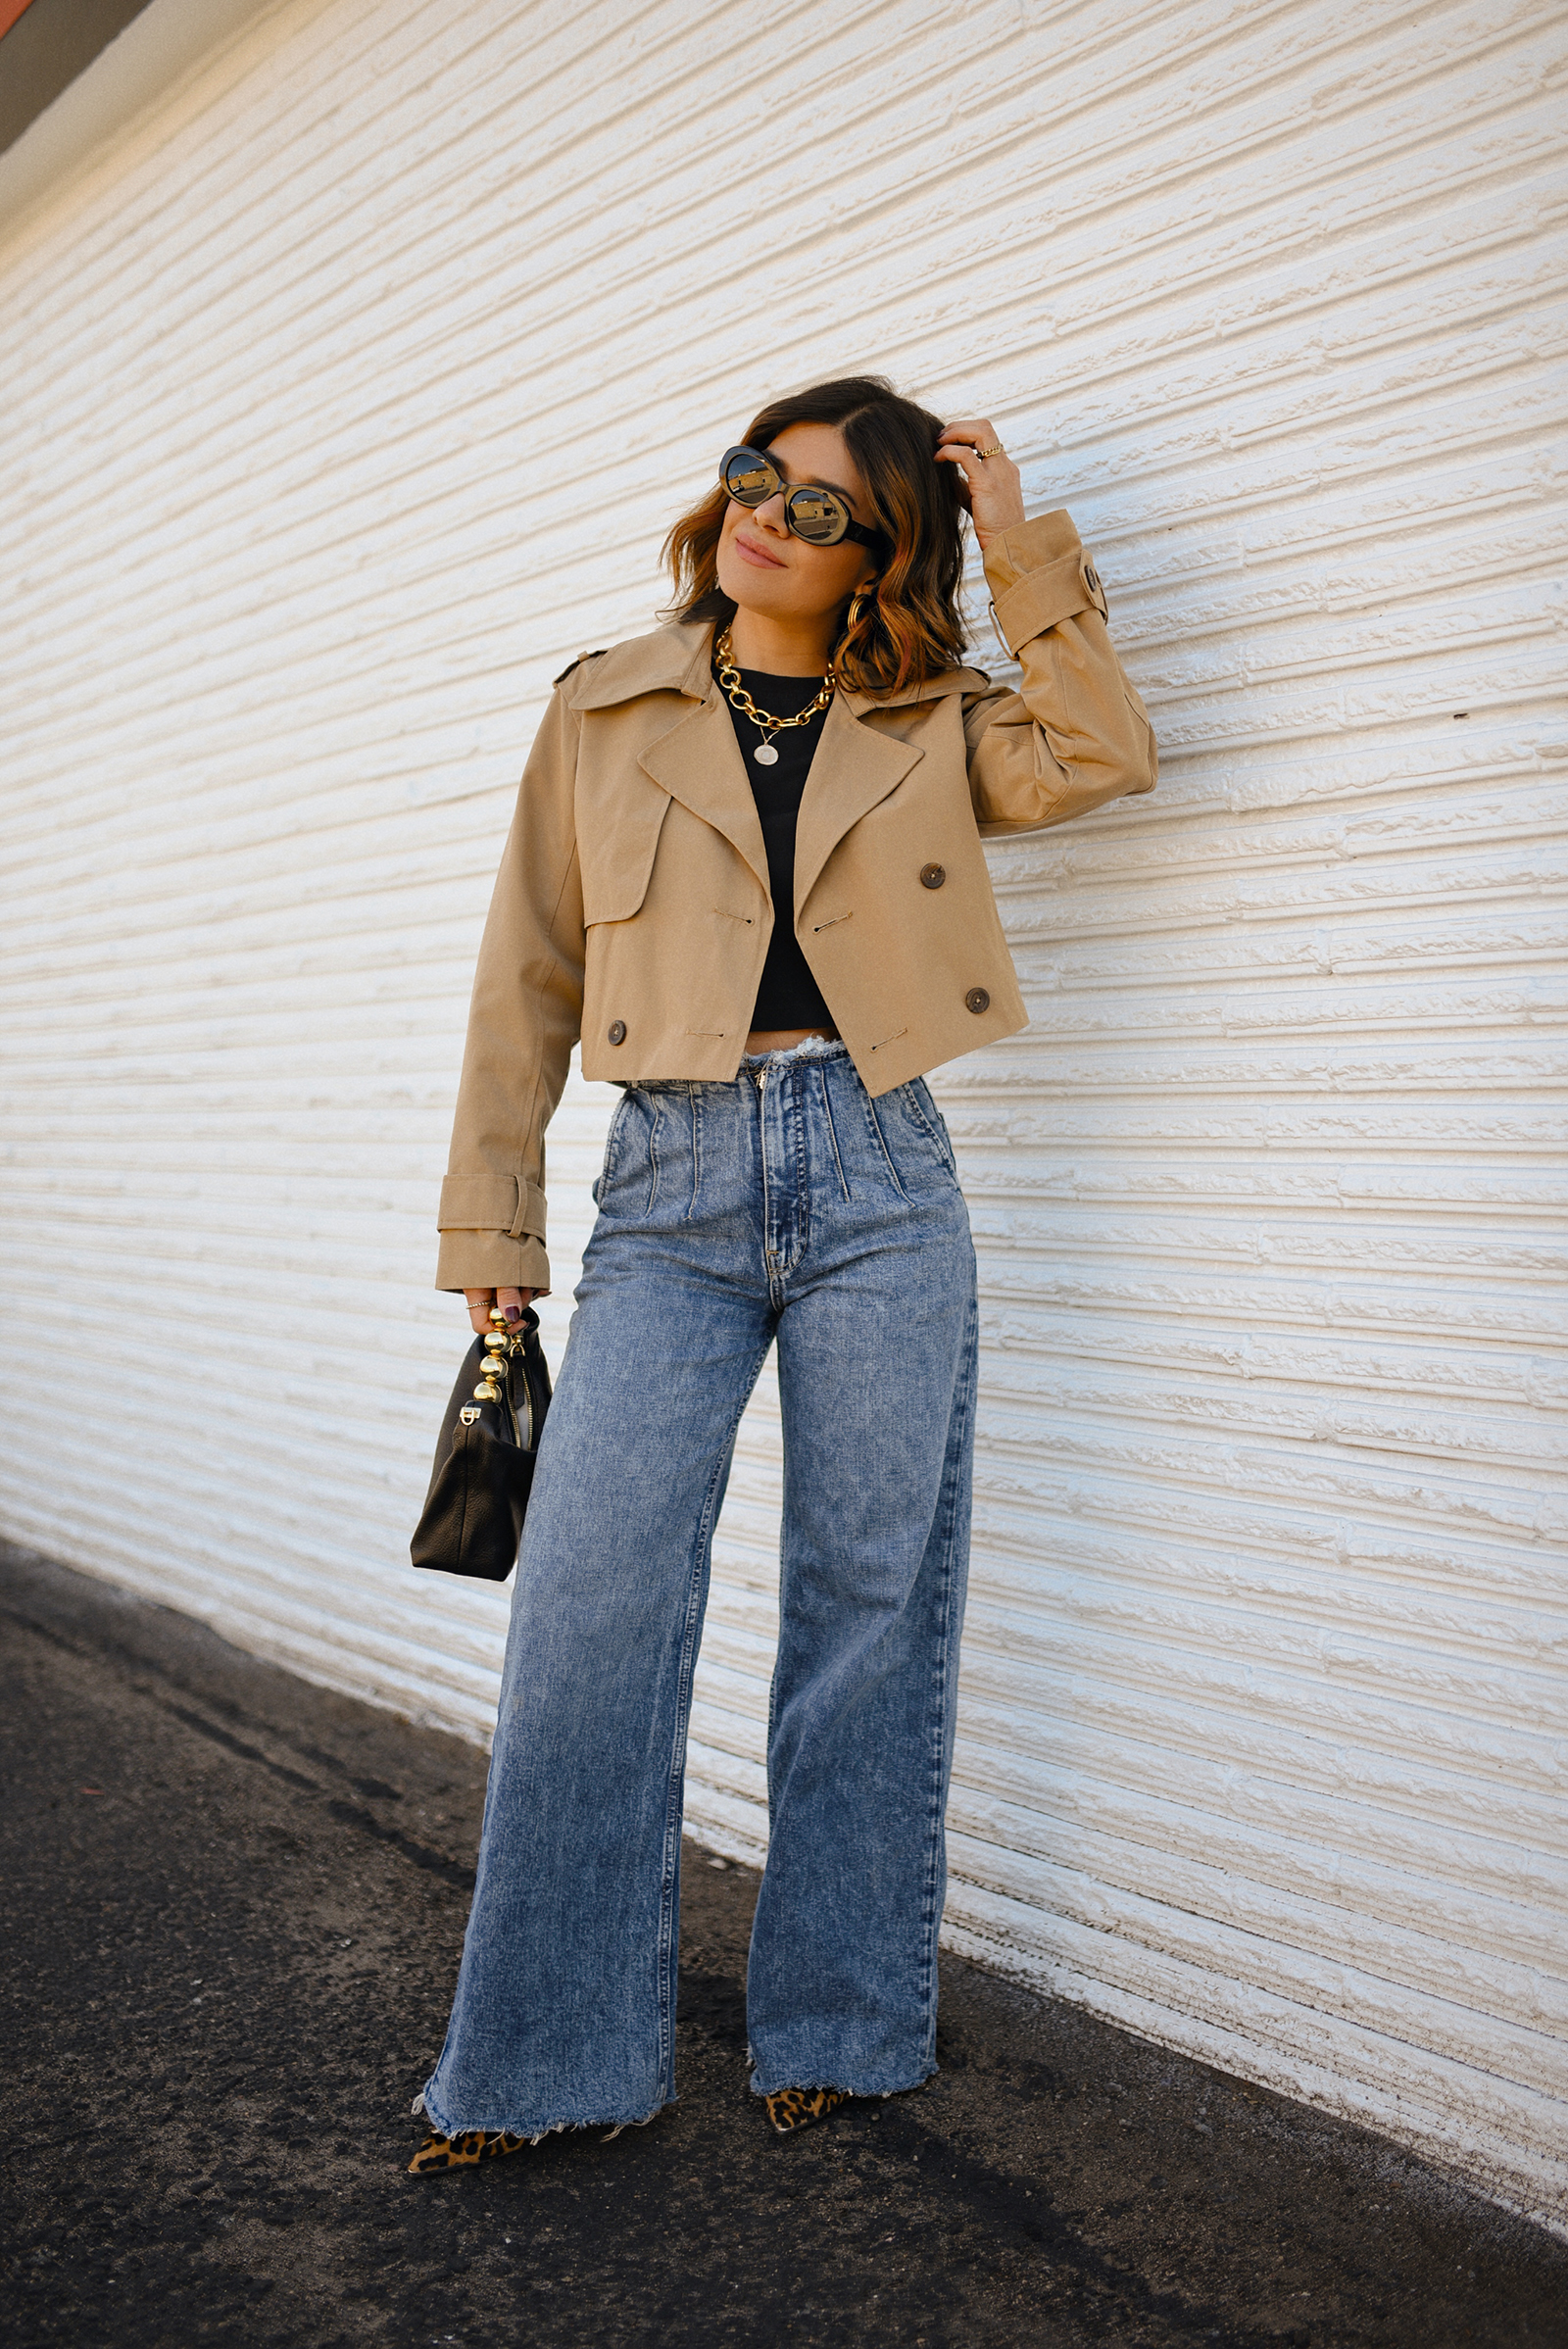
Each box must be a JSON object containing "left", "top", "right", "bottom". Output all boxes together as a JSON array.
[
  {"left": 740, "top": 1037, "right": 849, "bottom": 1067},
  {"left": 634, "top": 1039, "right": 852, "bottom": 1093}
]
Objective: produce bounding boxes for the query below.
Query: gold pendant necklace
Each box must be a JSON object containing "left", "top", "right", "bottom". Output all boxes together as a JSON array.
[{"left": 715, "top": 627, "right": 834, "bottom": 765}]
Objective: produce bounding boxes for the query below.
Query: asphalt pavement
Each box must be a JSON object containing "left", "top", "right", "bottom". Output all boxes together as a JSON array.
[{"left": 2, "top": 1539, "right": 1563, "bottom": 2348}]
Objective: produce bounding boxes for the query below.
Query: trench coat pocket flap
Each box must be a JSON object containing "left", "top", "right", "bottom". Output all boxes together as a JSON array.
[
  {"left": 992, "top": 549, "right": 1106, "bottom": 656},
  {"left": 578, "top": 781, "right": 671, "bottom": 926},
  {"left": 438, "top": 1174, "right": 547, "bottom": 1242}
]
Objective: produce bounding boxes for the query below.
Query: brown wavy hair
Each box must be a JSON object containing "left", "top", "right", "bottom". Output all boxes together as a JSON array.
[{"left": 662, "top": 375, "right": 969, "bottom": 696}]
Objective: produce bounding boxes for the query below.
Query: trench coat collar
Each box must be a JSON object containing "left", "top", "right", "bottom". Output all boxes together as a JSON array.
[
  {"left": 563, "top": 617, "right": 989, "bottom": 713},
  {"left": 567, "top": 619, "right": 989, "bottom": 905}
]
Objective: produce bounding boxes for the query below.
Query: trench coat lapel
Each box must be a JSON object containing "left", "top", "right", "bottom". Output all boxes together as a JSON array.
[
  {"left": 638, "top": 686, "right": 769, "bottom": 895},
  {"left": 581, "top": 619, "right": 956, "bottom": 914},
  {"left": 793, "top": 695, "right": 923, "bottom": 912}
]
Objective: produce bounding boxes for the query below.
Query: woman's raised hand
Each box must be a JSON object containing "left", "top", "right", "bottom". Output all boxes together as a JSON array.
[
  {"left": 935, "top": 419, "right": 1026, "bottom": 552},
  {"left": 465, "top": 1287, "right": 542, "bottom": 1336}
]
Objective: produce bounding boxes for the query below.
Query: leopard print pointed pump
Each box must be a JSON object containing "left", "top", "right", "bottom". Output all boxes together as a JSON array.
[
  {"left": 409, "top": 2128, "right": 528, "bottom": 2173},
  {"left": 764, "top": 2086, "right": 847, "bottom": 2134}
]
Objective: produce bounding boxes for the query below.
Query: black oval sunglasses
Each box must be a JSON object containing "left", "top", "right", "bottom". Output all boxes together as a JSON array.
[{"left": 720, "top": 445, "right": 892, "bottom": 562}]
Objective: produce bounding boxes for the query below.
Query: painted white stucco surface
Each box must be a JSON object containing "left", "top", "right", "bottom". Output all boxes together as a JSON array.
[{"left": 1, "top": 0, "right": 1564, "bottom": 2227}]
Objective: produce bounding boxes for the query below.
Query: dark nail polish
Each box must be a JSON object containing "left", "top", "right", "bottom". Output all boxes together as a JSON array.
[{"left": 504, "top": 1304, "right": 522, "bottom": 1324}]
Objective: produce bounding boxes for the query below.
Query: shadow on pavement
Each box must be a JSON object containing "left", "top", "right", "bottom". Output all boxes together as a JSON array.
[{"left": 2, "top": 1540, "right": 1563, "bottom": 2347}]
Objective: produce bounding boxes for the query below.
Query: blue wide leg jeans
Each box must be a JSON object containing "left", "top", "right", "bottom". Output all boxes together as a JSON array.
[{"left": 419, "top": 1043, "right": 978, "bottom": 2137}]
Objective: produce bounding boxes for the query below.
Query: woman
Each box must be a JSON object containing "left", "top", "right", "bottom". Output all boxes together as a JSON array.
[{"left": 411, "top": 376, "right": 1155, "bottom": 2168}]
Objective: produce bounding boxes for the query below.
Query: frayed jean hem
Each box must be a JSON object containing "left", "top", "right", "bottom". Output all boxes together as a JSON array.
[
  {"left": 414, "top": 2083, "right": 670, "bottom": 2144},
  {"left": 746, "top": 2063, "right": 936, "bottom": 2101}
]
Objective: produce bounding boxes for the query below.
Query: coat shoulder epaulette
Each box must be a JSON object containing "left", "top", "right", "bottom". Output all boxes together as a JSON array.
[{"left": 553, "top": 650, "right": 610, "bottom": 687}]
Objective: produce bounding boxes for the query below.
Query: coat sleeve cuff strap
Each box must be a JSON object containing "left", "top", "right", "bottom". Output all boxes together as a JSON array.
[
  {"left": 988, "top": 549, "right": 1108, "bottom": 656},
  {"left": 437, "top": 1173, "right": 548, "bottom": 1243},
  {"left": 982, "top": 510, "right": 1110, "bottom": 656},
  {"left": 434, "top": 1230, "right": 552, "bottom": 1296}
]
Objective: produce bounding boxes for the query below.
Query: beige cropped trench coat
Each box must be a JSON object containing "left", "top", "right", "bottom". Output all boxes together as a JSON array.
[{"left": 436, "top": 510, "right": 1157, "bottom": 1295}]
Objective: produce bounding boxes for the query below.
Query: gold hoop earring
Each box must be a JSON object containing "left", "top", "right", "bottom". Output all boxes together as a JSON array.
[{"left": 847, "top": 583, "right": 876, "bottom": 634}]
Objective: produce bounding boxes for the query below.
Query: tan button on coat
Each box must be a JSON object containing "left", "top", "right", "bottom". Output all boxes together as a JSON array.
[{"left": 436, "top": 510, "right": 1157, "bottom": 1294}]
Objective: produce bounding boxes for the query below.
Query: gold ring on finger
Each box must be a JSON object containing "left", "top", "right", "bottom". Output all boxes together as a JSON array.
[{"left": 974, "top": 441, "right": 1004, "bottom": 460}]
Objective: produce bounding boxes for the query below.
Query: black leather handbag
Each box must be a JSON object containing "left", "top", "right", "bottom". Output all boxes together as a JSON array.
[{"left": 410, "top": 1307, "right": 553, "bottom": 1582}]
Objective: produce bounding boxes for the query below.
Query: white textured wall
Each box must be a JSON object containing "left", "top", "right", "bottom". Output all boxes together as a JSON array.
[{"left": 2, "top": 0, "right": 1564, "bottom": 2227}]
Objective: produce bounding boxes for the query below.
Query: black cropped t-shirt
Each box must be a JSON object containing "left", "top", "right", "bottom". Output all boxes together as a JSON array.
[{"left": 717, "top": 664, "right": 835, "bottom": 1033}]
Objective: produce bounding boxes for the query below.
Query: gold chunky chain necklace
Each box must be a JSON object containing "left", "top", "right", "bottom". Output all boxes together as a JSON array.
[{"left": 714, "top": 626, "right": 835, "bottom": 766}]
